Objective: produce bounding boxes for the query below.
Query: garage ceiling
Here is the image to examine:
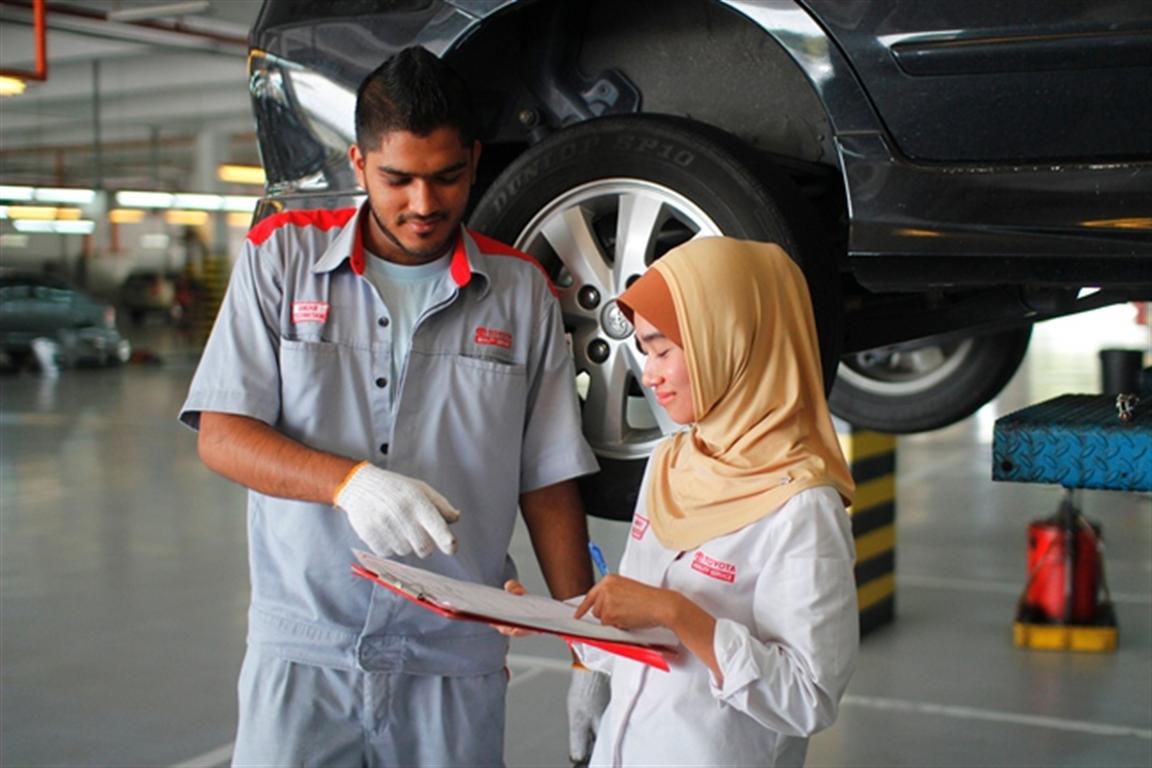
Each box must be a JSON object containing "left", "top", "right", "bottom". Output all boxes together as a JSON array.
[{"left": 0, "top": 0, "right": 264, "bottom": 192}]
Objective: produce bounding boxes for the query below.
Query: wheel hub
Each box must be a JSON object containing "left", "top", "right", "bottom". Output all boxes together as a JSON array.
[{"left": 599, "top": 299, "right": 633, "bottom": 341}]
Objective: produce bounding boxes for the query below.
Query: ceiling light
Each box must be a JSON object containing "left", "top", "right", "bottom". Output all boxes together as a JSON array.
[
  {"left": 109, "top": 209, "right": 147, "bottom": 224},
  {"left": 113, "top": 190, "right": 259, "bottom": 213},
  {"left": 0, "top": 185, "right": 35, "bottom": 201},
  {"left": 165, "top": 210, "right": 210, "bottom": 226},
  {"left": 13, "top": 219, "right": 95, "bottom": 235},
  {"left": 218, "top": 164, "right": 266, "bottom": 185},
  {"left": 0, "top": 76, "right": 27, "bottom": 97},
  {"left": 106, "top": 1, "right": 211, "bottom": 22},
  {"left": 116, "top": 191, "right": 174, "bottom": 208},
  {"left": 6, "top": 205, "right": 59, "bottom": 220},
  {"left": 53, "top": 220, "right": 97, "bottom": 235},
  {"left": 221, "top": 195, "right": 260, "bottom": 212},
  {"left": 34, "top": 187, "right": 96, "bottom": 205},
  {"left": 0, "top": 186, "right": 95, "bottom": 204}
]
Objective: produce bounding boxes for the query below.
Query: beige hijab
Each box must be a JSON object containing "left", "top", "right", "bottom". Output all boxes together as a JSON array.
[{"left": 617, "top": 237, "right": 855, "bottom": 551}]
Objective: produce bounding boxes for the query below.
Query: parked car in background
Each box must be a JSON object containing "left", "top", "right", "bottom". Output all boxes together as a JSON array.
[
  {"left": 118, "top": 269, "right": 179, "bottom": 325},
  {"left": 246, "top": 0, "right": 1151, "bottom": 518},
  {"left": 0, "top": 272, "right": 132, "bottom": 372}
]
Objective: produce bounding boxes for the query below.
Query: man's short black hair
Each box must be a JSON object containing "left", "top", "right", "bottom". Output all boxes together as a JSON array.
[{"left": 355, "top": 46, "right": 478, "bottom": 150}]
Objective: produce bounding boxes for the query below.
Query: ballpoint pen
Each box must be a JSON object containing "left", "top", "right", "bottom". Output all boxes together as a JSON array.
[{"left": 588, "top": 540, "right": 610, "bottom": 579}]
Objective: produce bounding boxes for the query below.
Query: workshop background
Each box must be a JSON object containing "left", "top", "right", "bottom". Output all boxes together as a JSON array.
[{"left": 1, "top": 2, "right": 1150, "bottom": 767}]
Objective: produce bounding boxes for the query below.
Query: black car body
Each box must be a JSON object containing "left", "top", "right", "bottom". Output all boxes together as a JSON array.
[{"left": 246, "top": 0, "right": 1151, "bottom": 518}]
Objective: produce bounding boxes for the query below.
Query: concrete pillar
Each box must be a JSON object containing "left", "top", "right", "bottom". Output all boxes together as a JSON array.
[{"left": 192, "top": 128, "right": 230, "bottom": 258}]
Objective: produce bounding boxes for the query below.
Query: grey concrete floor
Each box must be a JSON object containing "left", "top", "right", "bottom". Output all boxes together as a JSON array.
[{"left": 1, "top": 308, "right": 1149, "bottom": 768}]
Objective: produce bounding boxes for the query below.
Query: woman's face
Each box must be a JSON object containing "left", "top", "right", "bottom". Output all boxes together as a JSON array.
[{"left": 634, "top": 312, "right": 696, "bottom": 424}]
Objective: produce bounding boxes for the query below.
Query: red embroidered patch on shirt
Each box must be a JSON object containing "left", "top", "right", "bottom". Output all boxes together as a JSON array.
[
  {"left": 292, "top": 301, "right": 329, "bottom": 324},
  {"left": 691, "top": 552, "right": 737, "bottom": 583},
  {"left": 631, "top": 515, "right": 650, "bottom": 541},
  {"left": 475, "top": 326, "right": 512, "bottom": 349}
]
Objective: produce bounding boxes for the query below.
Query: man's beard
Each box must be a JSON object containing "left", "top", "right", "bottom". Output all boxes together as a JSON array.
[{"left": 370, "top": 207, "right": 457, "bottom": 263}]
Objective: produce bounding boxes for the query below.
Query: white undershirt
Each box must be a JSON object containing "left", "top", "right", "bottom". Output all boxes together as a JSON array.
[{"left": 361, "top": 250, "right": 451, "bottom": 403}]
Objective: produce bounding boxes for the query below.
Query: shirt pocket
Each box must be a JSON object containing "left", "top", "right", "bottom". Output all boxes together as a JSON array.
[
  {"left": 410, "top": 351, "right": 527, "bottom": 416},
  {"left": 397, "top": 350, "right": 529, "bottom": 469},
  {"left": 278, "top": 337, "right": 371, "bottom": 448},
  {"left": 450, "top": 351, "right": 526, "bottom": 375},
  {"left": 280, "top": 336, "right": 343, "bottom": 370}
]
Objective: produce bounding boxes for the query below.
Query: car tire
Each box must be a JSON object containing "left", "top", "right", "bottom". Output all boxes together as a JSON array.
[
  {"left": 829, "top": 327, "right": 1033, "bottom": 434},
  {"left": 469, "top": 115, "right": 841, "bottom": 520}
]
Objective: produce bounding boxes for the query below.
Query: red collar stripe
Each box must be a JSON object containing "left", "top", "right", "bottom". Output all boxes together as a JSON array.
[
  {"left": 450, "top": 232, "right": 472, "bottom": 288},
  {"left": 468, "top": 231, "right": 558, "bottom": 296},
  {"left": 350, "top": 216, "right": 366, "bottom": 275},
  {"left": 246, "top": 208, "right": 357, "bottom": 247}
]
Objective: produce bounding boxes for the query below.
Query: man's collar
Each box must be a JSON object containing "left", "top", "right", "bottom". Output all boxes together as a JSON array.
[
  {"left": 450, "top": 227, "right": 493, "bottom": 295},
  {"left": 311, "top": 202, "right": 368, "bottom": 275},
  {"left": 311, "top": 201, "right": 490, "bottom": 295}
]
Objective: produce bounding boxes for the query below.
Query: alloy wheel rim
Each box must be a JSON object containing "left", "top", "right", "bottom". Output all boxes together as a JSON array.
[{"left": 513, "top": 178, "right": 723, "bottom": 459}]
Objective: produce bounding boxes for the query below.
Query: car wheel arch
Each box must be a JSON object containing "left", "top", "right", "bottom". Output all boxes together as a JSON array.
[{"left": 444, "top": 0, "right": 840, "bottom": 165}]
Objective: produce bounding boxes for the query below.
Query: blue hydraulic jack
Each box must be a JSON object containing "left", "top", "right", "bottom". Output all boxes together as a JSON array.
[{"left": 993, "top": 389, "right": 1150, "bottom": 651}]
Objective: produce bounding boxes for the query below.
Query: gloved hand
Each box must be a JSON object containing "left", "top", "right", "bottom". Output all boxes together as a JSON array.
[
  {"left": 334, "top": 461, "right": 460, "bottom": 558},
  {"left": 567, "top": 663, "right": 610, "bottom": 766}
]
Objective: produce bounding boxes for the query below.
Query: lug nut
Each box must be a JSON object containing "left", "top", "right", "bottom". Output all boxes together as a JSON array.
[
  {"left": 587, "top": 339, "right": 610, "bottom": 364},
  {"left": 578, "top": 286, "right": 601, "bottom": 310}
]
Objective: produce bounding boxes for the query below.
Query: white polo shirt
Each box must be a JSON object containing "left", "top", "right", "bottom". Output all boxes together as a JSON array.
[{"left": 180, "top": 203, "right": 598, "bottom": 675}]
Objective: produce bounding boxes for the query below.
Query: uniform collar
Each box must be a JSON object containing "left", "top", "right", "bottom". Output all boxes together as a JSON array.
[
  {"left": 311, "top": 200, "right": 490, "bottom": 295},
  {"left": 311, "top": 201, "right": 368, "bottom": 275},
  {"left": 452, "top": 227, "right": 493, "bottom": 297}
]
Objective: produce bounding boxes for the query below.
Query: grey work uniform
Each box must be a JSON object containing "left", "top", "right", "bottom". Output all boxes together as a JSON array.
[{"left": 180, "top": 203, "right": 597, "bottom": 766}]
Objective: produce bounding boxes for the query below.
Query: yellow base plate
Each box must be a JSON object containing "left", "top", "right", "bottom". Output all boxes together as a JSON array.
[{"left": 1013, "top": 622, "right": 1118, "bottom": 652}]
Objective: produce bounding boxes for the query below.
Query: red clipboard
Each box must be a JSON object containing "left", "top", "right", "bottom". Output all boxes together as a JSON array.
[{"left": 351, "top": 556, "right": 677, "bottom": 671}]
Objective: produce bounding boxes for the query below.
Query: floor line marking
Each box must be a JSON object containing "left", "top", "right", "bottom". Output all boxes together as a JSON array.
[
  {"left": 170, "top": 743, "right": 233, "bottom": 768},
  {"left": 843, "top": 694, "right": 1152, "bottom": 740},
  {"left": 899, "top": 573, "right": 1150, "bottom": 605},
  {"left": 507, "top": 666, "right": 546, "bottom": 690}
]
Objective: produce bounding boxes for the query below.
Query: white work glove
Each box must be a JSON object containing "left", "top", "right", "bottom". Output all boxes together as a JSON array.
[
  {"left": 334, "top": 461, "right": 460, "bottom": 558},
  {"left": 567, "top": 664, "right": 611, "bottom": 766}
]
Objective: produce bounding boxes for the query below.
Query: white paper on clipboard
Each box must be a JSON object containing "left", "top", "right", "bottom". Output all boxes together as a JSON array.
[{"left": 353, "top": 550, "right": 678, "bottom": 648}]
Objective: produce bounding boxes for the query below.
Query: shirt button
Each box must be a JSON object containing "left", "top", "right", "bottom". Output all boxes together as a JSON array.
[
  {"left": 380, "top": 443, "right": 389, "bottom": 455},
  {"left": 378, "top": 317, "right": 389, "bottom": 327},
  {"left": 375, "top": 377, "right": 387, "bottom": 388}
]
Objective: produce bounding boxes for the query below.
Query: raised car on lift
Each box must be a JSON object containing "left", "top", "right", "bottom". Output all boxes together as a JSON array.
[{"left": 244, "top": 0, "right": 1152, "bottom": 519}]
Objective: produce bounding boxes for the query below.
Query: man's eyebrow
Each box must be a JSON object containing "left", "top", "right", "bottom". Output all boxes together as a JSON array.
[{"left": 378, "top": 160, "right": 469, "bottom": 178}]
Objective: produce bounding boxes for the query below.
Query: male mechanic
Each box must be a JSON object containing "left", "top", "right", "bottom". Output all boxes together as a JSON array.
[{"left": 181, "top": 46, "right": 609, "bottom": 766}]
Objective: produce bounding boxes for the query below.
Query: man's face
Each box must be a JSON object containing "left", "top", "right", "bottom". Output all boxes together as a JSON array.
[{"left": 350, "top": 126, "right": 480, "bottom": 265}]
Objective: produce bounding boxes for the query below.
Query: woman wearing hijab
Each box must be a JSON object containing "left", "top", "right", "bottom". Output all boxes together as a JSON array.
[{"left": 567, "top": 236, "right": 859, "bottom": 767}]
